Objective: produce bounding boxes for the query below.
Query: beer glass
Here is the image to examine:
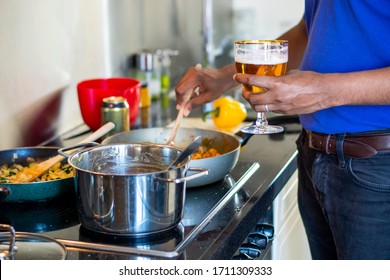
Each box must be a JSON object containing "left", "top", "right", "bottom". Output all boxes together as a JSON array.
[{"left": 234, "top": 40, "right": 288, "bottom": 134}]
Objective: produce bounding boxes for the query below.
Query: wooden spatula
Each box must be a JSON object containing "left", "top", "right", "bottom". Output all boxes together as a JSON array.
[
  {"left": 167, "top": 64, "right": 201, "bottom": 146},
  {"left": 7, "top": 122, "right": 115, "bottom": 183}
]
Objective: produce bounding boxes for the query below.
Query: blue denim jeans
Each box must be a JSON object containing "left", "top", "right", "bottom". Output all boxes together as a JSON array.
[{"left": 296, "top": 130, "right": 390, "bottom": 260}]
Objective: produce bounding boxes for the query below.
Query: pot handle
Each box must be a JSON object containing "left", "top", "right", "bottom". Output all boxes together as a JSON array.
[
  {"left": 58, "top": 142, "right": 100, "bottom": 158},
  {"left": 156, "top": 167, "right": 209, "bottom": 184}
]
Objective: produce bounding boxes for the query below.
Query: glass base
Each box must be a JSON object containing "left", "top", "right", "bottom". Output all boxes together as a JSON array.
[{"left": 240, "top": 124, "right": 284, "bottom": 135}]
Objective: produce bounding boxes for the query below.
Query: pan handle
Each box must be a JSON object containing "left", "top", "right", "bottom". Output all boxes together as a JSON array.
[
  {"left": 234, "top": 130, "right": 254, "bottom": 147},
  {"left": 156, "top": 167, "right": 209, "bottom": 184},
  {"left": 0, "top": 186, "right": 10, "bottom": 202},
  {"left": 58, "top": 142, "right": 100, "bottom": 158}
]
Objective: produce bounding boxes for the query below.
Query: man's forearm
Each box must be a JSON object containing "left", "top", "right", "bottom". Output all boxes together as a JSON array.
[{"left": 325, "top": 67, "right": 390, "bottom": 107}]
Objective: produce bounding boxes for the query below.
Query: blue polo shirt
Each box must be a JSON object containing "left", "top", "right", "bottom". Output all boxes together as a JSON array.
[{"left": 299, "top": 0, "right": 390, "bottom": 134}]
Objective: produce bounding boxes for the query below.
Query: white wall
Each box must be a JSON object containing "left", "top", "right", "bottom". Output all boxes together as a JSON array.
[
  {"left": 0, "top": 0, "right": 111, "bottom": 148},
  {"left": 232, "top": 0, "right": 304, "bottom": 40}
]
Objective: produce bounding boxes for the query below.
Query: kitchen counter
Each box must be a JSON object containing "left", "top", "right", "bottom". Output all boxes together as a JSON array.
[
  {"left": 11, "top": 99, "right": 302, "bottom": 260},
  {"left": 194, "top": 127, "right": 300, "bottom": 260}
]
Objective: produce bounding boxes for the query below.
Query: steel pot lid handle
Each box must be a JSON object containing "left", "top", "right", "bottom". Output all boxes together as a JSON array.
[
  {"left": 0, "top": 224, "right": 67, "bottom": 260},
  {"left": 0, "top": 224, "right": 16, "bottom": 259},
  {"left": 0, "top": 186, "right": 11, "bottom": 202}
]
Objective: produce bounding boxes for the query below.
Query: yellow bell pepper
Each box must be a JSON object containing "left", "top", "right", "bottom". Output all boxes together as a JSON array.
[{"left": 202, "top": 96, "right": 247, "bottom": 129}]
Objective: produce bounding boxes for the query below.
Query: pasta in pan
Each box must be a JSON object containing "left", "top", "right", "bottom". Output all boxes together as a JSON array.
[{"left": 0, "top": 159, "right": 74, "bottom": 183}]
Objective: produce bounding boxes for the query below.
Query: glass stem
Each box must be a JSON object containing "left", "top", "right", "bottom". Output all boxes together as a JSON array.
[{"left": 256, "top": 112, "right": 268, "bottom": 129}]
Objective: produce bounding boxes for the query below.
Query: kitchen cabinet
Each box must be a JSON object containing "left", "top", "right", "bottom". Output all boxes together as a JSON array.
[{"left": 271, "top": 170, "right": 311, "bottom": 260}]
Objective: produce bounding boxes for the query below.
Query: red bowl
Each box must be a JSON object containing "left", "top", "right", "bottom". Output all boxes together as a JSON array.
[{"left": 77, "top": 78, "right": 141, "bottom": 131}]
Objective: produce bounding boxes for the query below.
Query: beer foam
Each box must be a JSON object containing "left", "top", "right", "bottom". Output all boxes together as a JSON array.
[
  {"left": 234, "top": 43, "right": 288, "bottom": 64},
  {"left": 234, "top": 53, "right": 288, "bottom": 65}
]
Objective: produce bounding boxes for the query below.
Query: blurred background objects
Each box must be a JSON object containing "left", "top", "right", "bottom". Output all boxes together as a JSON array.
[{"left": 0, "top": 0, "right": 302, "bottom": 149}]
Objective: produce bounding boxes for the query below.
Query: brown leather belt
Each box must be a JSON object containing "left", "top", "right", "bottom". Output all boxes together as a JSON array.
[{"left": 307, "top": 130, "right": 390, "bottom": 158}]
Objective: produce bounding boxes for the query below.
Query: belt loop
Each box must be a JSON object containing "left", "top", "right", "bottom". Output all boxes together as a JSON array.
[
  {"left": 336, "top": 133, "right": 346, "bottom": 167},
  {"left": 324, "top": 134, "right": 331, "bottom": 154}
]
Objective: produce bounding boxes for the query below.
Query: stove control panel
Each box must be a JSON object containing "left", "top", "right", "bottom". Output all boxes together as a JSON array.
[
  {"left": 232, "top": 223, "right": 274, "bottom": 260},
  {"left": 232, "top": 204, "right": 275, "bottom": 260}
]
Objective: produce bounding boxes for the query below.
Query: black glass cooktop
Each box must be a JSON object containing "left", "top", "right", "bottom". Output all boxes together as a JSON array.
[{"left": 1, "top": 161, "right": 259, "bottom": 260}]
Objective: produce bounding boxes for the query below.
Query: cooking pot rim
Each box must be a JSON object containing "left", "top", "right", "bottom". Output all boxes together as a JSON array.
[{"left": 66, "top": 143, "right": 188, "bottom": 176}]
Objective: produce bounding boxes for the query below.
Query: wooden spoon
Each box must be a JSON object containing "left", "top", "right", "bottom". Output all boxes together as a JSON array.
[
  {"left": 7, "top": 122, "right": 115, "bottom": 183},
  {"left": 167, "top": 64, "right": 201, "bottom": 146}
]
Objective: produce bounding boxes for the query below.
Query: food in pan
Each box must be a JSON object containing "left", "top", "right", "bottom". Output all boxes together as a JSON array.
[
  {"left": 0, "top": 158, "right": 74, "bottom": 183},
  {"left": 191, "top": 146, "right": 221, "bottom": 159},
  {"left": 191, "top": 137, "right": 221, "bottom": 160}
]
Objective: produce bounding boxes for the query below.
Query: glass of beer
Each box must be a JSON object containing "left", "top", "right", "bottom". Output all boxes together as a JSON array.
[{"left": 234, "top": 40, "right": 288, "bottom": 134}]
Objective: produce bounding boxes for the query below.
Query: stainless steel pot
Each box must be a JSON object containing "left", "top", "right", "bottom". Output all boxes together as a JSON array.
[
  {"left": 102, "top": 127, "right": 245, "bottom": 187},
  {"left": 59, "top": 143, "right": 208, "bottom": 236}
]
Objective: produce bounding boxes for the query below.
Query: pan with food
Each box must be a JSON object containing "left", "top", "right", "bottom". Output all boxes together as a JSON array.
[
  {"left": 0, "top": 122, "right": 115, "bottom": 202},
  {"left": 0, "top": 147, "right": 75, "bottom": 202}
]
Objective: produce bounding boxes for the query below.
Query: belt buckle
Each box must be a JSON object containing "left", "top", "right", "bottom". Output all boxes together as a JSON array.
[{"left": 307, "top": 130, "right": 333, "bottom": 154}]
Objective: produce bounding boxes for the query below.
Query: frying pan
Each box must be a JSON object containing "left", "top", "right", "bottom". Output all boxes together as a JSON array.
[
  {"left": 102, "top": 127, "right": 252, "bottom": 187},
  {"left": 0, "top": 147, "right": 75, "bottom": 203},
  {"left": 0, "top": 122, "right": 114, "bottom": 202}
]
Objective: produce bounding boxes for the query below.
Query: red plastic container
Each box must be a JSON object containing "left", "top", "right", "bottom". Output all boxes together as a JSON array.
[{"left": 77, "top": 78, "right": 141, "bottom": 131}]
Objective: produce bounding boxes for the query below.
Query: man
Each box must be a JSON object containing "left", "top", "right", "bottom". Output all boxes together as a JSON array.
[{"left": 175, "top": 0, "right": 390, "bottom": 259}]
